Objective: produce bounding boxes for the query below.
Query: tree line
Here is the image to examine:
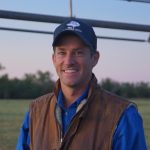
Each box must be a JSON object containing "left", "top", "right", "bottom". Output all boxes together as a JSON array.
[
  {"left": 0, "top": 71, "right": 54, "bottom": 99},
  {"left": 0, "top": 63, "right": 150, "bottom": 99},
  {"left": 100, "top": 78, "right": 150, "bottom": 99}
]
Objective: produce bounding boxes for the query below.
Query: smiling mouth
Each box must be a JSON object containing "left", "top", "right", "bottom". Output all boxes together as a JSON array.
[{"left": 63, "top": 68, "right": 78, "bottom": 73}]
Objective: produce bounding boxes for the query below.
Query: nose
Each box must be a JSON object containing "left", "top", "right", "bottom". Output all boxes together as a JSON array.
[{"left": 64, "top": 53, "right": 75, "bottom": 65}]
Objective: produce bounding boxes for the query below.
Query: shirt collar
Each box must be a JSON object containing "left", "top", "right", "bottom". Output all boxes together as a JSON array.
[{"left": 57, "top": 86, "right": 89, "bottom": 110}]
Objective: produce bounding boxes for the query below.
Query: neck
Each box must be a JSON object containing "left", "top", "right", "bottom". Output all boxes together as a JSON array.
[{"left": 60, "top": 83, "right": 89, "bottom": 108}]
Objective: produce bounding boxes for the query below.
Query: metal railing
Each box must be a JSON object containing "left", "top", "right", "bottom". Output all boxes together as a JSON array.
[{"left": 0, "top": 10, "right": 150, "bottom": 42}]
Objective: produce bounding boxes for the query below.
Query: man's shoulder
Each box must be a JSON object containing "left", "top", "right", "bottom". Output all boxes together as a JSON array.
[
  {"left": 33, "top": 93, "right": 54, "bottom": 103},
  {"left": 99, "top": 88, "right": 136, "bottom": 109},
  {"left": 29, "top": 93, "right": 54, "bottom": 112}
]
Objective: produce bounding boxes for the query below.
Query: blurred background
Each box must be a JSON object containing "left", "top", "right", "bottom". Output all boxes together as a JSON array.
[{"left": 0, "top": 0, "right": 150, "bottom": 149}]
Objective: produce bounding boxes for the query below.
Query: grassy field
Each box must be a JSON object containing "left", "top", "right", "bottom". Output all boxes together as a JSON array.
[
  {"left": 0, "top": 99, "right": 149, "bottom": 150},
  {"left": 133, "top": 99, "right": 150, "bottom": 149},
  {"left": 0, "top": 100, "right": 30, "bottom": 150}
]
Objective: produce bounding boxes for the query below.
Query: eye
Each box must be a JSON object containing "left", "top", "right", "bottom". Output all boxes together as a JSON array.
[
  {"left": 75, "top": 50, "right": 84, "bottom": 56},
  {"left": 57, "top": 51, "right": 66, "bottom": 55}
]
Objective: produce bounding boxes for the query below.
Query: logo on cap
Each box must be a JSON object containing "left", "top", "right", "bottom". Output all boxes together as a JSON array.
[{"left": 66, "top": 21, "right": 82, "bottom": 32}]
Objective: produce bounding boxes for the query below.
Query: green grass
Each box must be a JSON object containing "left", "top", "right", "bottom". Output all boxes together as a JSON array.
[
  {"left": 0, "top": 100, "right": 30, "bottom": 150},
  {"left": 132, "top": 99, "right": 150, "bottom": 149},
  {"left": 0, "top": 99, "right": 149, "bottom": 150}
]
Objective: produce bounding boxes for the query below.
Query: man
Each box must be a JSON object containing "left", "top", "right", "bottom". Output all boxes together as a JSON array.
[{"left": 16, "top": 18, "right": 147, "bottom": 150}]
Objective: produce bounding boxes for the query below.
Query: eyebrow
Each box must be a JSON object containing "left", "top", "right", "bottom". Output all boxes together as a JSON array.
[{"left": 56, "top": 47, "right": 84, "bottom": 51}]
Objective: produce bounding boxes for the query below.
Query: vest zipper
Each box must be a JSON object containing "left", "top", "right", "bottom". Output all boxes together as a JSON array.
[
  {"left": 55, "top": 112, "right": 63, "bottom": 149},
  {"left": 56, "top": 99, "right": 88, "bottom": 149},
  {"left": 60, "top": 103, "right": 88, "bottom": 148}
]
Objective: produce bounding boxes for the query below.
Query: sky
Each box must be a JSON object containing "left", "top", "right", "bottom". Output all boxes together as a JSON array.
[{"left": 0, "top": 0, "right": 150, "bottom": 83}]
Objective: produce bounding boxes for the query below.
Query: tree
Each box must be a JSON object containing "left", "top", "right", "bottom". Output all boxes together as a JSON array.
[
  {"left": 0, "top": 74, "right": 10, "bottom": 98},
  {"left": 0, "top": 63, "right": 5, "bottom": 71}
]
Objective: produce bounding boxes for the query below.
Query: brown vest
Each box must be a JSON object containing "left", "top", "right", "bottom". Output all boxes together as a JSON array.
[{"left": 29, "top": 78, "right": 132, "bottom": 150}]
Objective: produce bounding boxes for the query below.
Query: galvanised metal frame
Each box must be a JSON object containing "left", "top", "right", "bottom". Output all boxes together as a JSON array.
[{"left": 0, "top": 10, "right": 150, "bottom": 42}]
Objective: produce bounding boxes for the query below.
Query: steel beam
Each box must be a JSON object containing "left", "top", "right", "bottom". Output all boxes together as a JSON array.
[
  {"left": 0, "top": 10, "right": 150, "bottom": 32},
  {"left": 0, "top": 27, "right": 147, "bottom": 42},
  {"left": 124, "top": 0, "right": 150, "bottom": 3}
]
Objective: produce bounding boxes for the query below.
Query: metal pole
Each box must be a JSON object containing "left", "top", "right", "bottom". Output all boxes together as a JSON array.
[
  {"left": 1, "top": 10, "right": 150, "bottom": 32},
  {"left": 0, "top": 10, "right": 68, "bottom": 24},
  {"left": 70, "top": 0, "right": 73, "bottom": 17},
  {"left": 123, "top": 0, "right": 150, "bottom": 3},
  {"left": 0, "top": 26, "right": 148, "bottom": 43}
]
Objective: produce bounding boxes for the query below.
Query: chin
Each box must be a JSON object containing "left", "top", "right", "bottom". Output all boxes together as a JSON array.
[{"left": 63, "top": 79, "right": 80, "bottom": 88}]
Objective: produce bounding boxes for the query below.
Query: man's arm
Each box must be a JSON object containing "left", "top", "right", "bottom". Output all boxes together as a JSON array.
[
  {"left": 112, "top": 105, "right": 147, "bottom": 150},
  {"left": 16, "top": 111, "right": 30, "bottom": 150}
]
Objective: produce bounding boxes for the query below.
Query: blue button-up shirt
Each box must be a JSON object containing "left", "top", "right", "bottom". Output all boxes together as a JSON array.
[
  {"left": 57, "top": 87, "right": 89, "bottom": 135},
  {"left": 16, "top": 90, "right": 147, "bottom": 150}
]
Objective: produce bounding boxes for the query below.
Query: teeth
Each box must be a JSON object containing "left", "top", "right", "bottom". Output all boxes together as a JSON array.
[{"left": 64, "top": 69, "right": 76, "bottom": 73}]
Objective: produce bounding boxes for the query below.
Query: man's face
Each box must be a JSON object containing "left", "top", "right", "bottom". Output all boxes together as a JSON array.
[{"left": 52, "top": 35, "right": 99, "bottom": 89}]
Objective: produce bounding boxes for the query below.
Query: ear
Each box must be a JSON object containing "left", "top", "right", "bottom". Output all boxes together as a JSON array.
[
  {"left": 92, "top": 51, "right": 100, "bottom": 67},
  {"left": 52, "top": 53, "right": 56, "bottom": 65}
]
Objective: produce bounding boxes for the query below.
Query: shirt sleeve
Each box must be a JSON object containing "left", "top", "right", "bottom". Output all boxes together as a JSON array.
[
  {"left": 16, "top": 111, "right": 30, "bottom": 150},
  {"left": 112, "top": 105, "right": 147, "bottom": 150}
]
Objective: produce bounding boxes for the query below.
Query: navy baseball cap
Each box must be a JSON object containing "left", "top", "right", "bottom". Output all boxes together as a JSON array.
[{"left": 52, "top": 18, "right": 97, "bottom": 52}]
